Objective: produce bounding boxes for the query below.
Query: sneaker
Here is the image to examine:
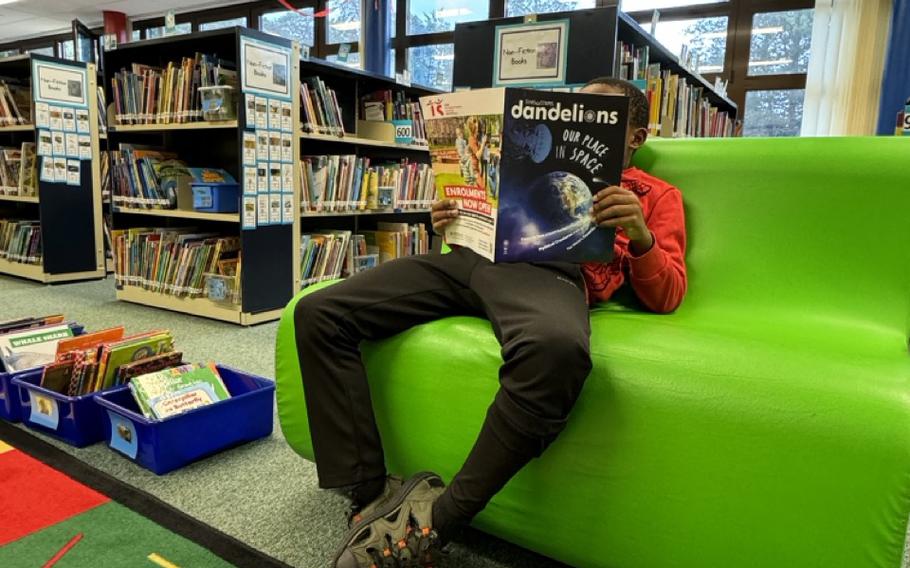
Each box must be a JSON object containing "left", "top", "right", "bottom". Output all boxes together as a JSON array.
[
  {"left": 348, "top": 475, "right": 404, "bottom": 528},
  {"left": 333, "top": 472, "right": 446, "bottom": 568}
]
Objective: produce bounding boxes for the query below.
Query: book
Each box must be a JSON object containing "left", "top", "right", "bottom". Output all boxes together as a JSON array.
[
  {"left": 0, "top": 220, "right": 42, "bottom": 265},
  {"left": 55, "top": 326, "right": 125, "bottom": 355},
  {"left": 96, "top": 331, "right": 175, "bottom": 390},
  {"left": 115, "top": 351, "right": 184, "bottom": 384},
  {"left": 129, "top": 362, "right": 230, "bottom": 420},
  {"left": 0, "top": 314, "right": 64, "bottom": 335},
  {"left": 0, "top": 80, "right": 30, "bottom": 125},
  {"left": 421, "top": 87, "right": 628, "bottom": 263},
  {"left": 0, "top": 323, "right": 76, "bottom": 372},
  {"left": 300, "top": 78, "right": 345, "bottom": 135}
]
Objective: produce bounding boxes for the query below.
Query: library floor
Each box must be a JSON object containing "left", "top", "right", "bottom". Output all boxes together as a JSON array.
[{"left": 0, "top": 274, "right": 565, "bottom": 568}]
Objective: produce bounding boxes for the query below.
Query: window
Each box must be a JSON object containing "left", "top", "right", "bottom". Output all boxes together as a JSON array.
[
  {"left": 621, "top": 0, "right": 728, "bottom": 10},
  {"left": 327, "top": 0, "right": 361, "bottom": 44},
  {"left": 29, "top": 46, "right": 54, "bottom": 56},
  {"left": 408, "top": 0, "right": 489, "bottom": 34},
  {"left": 654, "top": 17, "right": 727, "bottom": 74},
  {"left": 58, "top": 40, "right": 74, "bottom": 60},
  {"left": 261, "top": 9, "right": 315, "bottom": 47},
  {"left": 748, "top": 9, "right": 814, "bottom": 76},
  {"left": 506, "top": 0, "right": 595, "bottom": 17},
  {"left": 200, "top": 17, "right": 248, "bottom": 31},
  {"left": 0, "top": 49, "right": 19, "bottom": 58},
  {"left": 131, "top": 30, "right": 141, "bottom": 42},
  {"left": 145, "top": 23, "right": 192, "bottom": 39},
  {"left": 743, "top": 89, "right": 805, "bottom": 136},
  {"left": 408, "top": 44, "right": 454, "bottom": 91}
]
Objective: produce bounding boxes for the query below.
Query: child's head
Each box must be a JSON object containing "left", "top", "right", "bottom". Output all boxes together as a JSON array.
[{"left": 580, "top": 77, "right": 650, "bottom": 168}]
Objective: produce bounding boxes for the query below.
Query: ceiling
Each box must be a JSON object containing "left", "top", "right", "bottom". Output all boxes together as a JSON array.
[{"left": 0, "top": 0, "right": 249, "bottom": 43}]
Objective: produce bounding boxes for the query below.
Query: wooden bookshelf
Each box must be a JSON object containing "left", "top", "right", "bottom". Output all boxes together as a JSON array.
[
  {"left": 0, "top": 193, "right": 38, "bottom": 204},
  {"left": 115, "top": 285, "right": 281, "bottom": 326},
  {"left": 109, "top": 120, "right": 238, "bottom": 133},
  {"left": 104, "top": 28, "right": 298, "bottom": 326},
  {"left": 0, "top": 124, "right": 34, "bottom": 132},
  {"left": 113, "top": 207, "right": 239, "bottom": 223},
  {"left": 0, "top": 54, "right": 106, "bottom": 284},
  {"left": 300, "top": 131, "right": 429, "bottom": 151},
  {"left": 0, "top": 257, "right": 45, "bottom": 282},
  {"left": 301, "top": 208, "right": 431, "bottom": 218}
]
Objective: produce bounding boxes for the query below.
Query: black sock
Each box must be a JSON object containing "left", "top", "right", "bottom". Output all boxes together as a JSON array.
[
  {"left": 351, "top": 475, "right": 386, "bottom": 508},
  {"left": 432, "top": 406, "right": 539, "bottom": 542}
]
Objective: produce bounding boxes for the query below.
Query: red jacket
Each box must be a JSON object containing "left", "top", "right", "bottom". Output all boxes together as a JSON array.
[{"left": 581, "top": 167, "right": 687, "bottom": 313}]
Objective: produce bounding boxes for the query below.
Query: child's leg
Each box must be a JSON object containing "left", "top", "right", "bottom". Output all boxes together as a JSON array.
[
  {"left": 293, "top": 249, "right": 483, "bottom": 497},
  {"left": 433, "top": 259, "right": 592, "bottom": 535}
]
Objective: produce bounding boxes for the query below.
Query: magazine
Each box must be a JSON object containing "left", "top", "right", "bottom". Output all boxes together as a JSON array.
[{"left": 421, "top": 87, "right": 629, "bottom": 263}]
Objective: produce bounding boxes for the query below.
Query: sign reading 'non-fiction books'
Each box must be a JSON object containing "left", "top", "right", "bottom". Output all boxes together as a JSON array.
[
  {"left": 33, "top": 61, "right": 87, "bottom": 107},
  {"left": 240, "top": 36, "right": 292, "bottom": 100},
  {"left": 493, "top": 20, "right": 569, "bottom": 87}
]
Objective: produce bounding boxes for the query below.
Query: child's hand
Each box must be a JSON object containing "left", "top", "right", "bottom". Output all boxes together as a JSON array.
[
  {"left": 431, "top": 199, "right": 459, "bottom": 235},
  {"left": 592, "top": 185, "right": 654, "bottom": 255}
]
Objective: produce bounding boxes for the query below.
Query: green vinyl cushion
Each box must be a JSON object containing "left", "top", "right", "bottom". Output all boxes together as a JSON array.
[{"left": 276, "top": 137, "right": 910, "bottom": 568}]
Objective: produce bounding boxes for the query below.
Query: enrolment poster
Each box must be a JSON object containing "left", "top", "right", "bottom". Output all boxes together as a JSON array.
[{"left": 493, "top": 20, "right": 569, "bottom": 87}]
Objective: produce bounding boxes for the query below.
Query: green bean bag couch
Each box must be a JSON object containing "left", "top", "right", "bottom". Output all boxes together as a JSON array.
[{"left": 276, "top": 137, "right": 910, "bottom": 568}]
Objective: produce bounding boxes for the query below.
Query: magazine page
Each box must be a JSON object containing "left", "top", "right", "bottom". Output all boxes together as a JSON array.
[
  {"left": 421, "top": 89, "right": 504, "bottom": 262},
  {"left": 496, "top": 88, "right": 629, "bottom": 263}
]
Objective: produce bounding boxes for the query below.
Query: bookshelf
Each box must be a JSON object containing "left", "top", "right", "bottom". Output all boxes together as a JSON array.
[
  {"left": 452, "top": 7, "right": 737, "bottom": 133},
  {"left": 103, "top": 28, "right": 299, "bottom": 325},
  {"left": 0, "top": 54, "right": 106, "bottom": 284},
  {"left": 295, "top": 55, "right": 437, "bottom": 292}
]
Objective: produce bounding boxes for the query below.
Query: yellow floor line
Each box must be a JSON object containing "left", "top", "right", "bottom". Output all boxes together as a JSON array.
[
  {"left": 147, "top": 553, "right": 180, "bottom": 568},
  {"left": 0, "top": 439, "right": 14, "bottom": 454}
]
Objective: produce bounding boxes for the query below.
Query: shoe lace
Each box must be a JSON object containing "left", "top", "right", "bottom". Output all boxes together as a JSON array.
[{"left": 364, "top": 515, "right": 443, "bottom": 568}]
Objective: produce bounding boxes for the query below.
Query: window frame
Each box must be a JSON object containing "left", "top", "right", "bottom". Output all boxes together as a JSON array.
[{"left": 626, "top": 0, "right": 814, "bottom": 123}]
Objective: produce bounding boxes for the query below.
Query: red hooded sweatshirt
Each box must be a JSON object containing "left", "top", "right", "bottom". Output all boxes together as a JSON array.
[{"left": 581, "top": 167, "right": 687, "bottom": 313}]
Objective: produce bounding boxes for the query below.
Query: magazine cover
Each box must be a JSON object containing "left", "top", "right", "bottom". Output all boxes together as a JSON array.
[{"left": 422, "top": 87, "right": 629, "bottom": 263}]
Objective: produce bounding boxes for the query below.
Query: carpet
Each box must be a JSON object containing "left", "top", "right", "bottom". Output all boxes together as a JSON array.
[{"left": 0, "top": 421, "right": 291, "bottom": 568}]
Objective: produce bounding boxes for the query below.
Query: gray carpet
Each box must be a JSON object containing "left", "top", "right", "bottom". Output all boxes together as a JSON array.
[{"left": 0, "top": 274, "right": 566, "bottom": 568}]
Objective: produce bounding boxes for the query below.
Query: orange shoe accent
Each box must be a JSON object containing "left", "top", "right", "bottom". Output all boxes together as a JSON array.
[
  {"left": 421, "top": 527, "right": 431, "bottom": 536},
  {"left": 398, "top": 539, "right": 407, "bottom": 549},
  {"left": 383, "top": 548, "right": 392, "bottom": 557}
]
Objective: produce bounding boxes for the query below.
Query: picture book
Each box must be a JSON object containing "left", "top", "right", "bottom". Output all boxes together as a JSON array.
[
  {"left": 55, "top": 326, "right": 125, "bottom": 355},
  {"left": 421, "top": 87, "right": 629, "bottom": 263},
  {"left": 0, "top": 323, "right": 76, "bottom": 372},
  {"left": 0, "top": 314, "right": 64, "bottom": 335},
  {"left": 129, "top": 362, "right": 231, "bottom": 420},
  {"left": 97, "top": 331, "right": 175, "bottom": 390},
  {"left": 115, "top": 351, "right": 184, "bottom": 384}
]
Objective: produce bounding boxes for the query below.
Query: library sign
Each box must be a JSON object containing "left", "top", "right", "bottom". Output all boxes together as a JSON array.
[
  {"left": 32, "top": 59, "right": 90, "bottom": 188},
  {"left": 493, "top": 19, "right": 569, "bottom": 88},
  {"left": 239, "top": 36, "right": 294, "bottom": 231}
]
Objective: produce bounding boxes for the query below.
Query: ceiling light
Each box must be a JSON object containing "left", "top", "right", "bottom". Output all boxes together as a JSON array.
[
  {"left": 331, "top": 21, "right": 361, "bottom": 31},
  {"left": 0, "top": 0, "right": 21, "bottom": 5}
]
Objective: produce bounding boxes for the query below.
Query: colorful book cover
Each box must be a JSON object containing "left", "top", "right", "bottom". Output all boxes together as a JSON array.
[
  {"left": 115, "top": 351, "right": 184, "bottom": 385},
  {"left": 0, "top": 324, "right": 76, "bottom": 372},
  {"left": 97, "top": 332, "right": 175, "bottom": 390},
  {"left": 128, "top": 362, "right": 230, "bottom": 420},
  {"left": 421, "top": 87, "right": 628, "bottom": 263}
]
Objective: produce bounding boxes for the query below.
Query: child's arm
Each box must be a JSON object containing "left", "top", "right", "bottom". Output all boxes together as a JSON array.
[{"left": 593, "top": 186, "right": 687, "bottom": 313}]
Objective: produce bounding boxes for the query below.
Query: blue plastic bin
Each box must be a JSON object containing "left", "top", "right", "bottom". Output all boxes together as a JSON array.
[
  {"left": 94, "top": 366, "right": 275, "bottom": 475},
  {"left": 0, "top": 324, "right": 84, "bottom": 423},
  {"left": 192, "top": 183, "right": 240, "bottom": 213},
  {"left": 12, "top": 369, "right": 108, "bottom": 447}
]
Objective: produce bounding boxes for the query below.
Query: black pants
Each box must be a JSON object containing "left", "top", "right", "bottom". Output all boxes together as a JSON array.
[{"left": 294, "top": 247, "right": 592, "bottom": 519}]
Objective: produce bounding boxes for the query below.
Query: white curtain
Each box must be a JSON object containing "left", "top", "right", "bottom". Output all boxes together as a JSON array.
[{"left": 801, "top": 0, "right": 893, "bottom": 136}]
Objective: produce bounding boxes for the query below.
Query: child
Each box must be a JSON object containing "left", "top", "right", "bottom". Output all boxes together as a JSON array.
[
  {"left": 293, "top": 77, "right": 687, "bottom": 567},
  {"left": 454, "top": 126, "right": 474, "bottom": 184}
]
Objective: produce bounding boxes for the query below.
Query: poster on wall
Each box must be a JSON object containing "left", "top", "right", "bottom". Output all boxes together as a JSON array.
[{"left": 493, "top": 20, "right": 569, "bottom": 87}]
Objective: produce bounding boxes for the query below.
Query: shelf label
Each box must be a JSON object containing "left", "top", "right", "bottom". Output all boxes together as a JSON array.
[
  {"left": 392, "top": 119, "right": 413, "bottom": 145},
  {"left": 107, "top": 411, "right": 138, "bottom": 459},
  {"left": 27, "top": 390, "right": 59, "bottom": 430},
  {"left": 493, "top": 19, "right": 569, "bottom": 88},
  {"left": 240, "top": 35, "right": 292, "bottom": 101},
  {"left": 32, "top": 60, "right": 88, "bottom": 108}
]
